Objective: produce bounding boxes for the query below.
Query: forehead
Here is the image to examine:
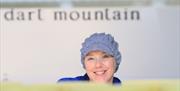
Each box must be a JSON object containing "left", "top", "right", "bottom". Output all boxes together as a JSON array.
[{"left": 86, "top": 51, "right": 107, "bottom": 56}]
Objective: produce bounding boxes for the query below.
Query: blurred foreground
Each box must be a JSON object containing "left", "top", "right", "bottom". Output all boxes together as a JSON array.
[{"left": 1, "top": 79, "right": 180, "bottom": 91}]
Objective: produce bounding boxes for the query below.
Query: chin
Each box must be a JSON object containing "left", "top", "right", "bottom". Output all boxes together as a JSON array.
[{"left": 91, "top": 76, "right": 112, "bottom": 83}]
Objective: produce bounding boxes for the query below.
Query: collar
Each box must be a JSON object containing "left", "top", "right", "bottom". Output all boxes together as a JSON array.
[{"left": 81, "top": 74, "right": 121, "bottom": 84}]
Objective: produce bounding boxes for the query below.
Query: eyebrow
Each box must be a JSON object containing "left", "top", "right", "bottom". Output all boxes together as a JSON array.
[
  {"left": 85, "top": 52, "right": 111, "bottom": 57},
  {"left": 85, "top": 52, "right": 104, "bottom": 56}
]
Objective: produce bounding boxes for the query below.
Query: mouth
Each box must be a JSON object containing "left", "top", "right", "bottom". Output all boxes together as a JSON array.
[{"left": 94, "top": 70, "right": 107, "bottom": 76}]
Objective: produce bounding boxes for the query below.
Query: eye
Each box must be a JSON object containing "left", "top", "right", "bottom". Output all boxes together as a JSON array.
[
  {"left": 103, "top": 54, "right": 113, "bottom": 58},
  {"left": 86, "top": 57, "right": 95, "bottom": 61}
]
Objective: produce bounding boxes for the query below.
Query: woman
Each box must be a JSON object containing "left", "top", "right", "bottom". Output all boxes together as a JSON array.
[{"left": 58, "top": 33, "right": 122, "bottom": 85}]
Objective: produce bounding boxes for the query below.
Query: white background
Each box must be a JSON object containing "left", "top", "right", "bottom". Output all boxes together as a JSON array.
[{"left": 0, "top": 6, "right": 180, "bottom": 83}]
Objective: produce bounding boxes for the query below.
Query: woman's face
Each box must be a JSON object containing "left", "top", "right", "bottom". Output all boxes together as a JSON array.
[{"left": 84, "top": 51, "right": 116, "bottom": 84}]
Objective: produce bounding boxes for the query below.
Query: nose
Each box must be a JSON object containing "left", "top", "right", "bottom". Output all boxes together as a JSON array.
[{"left": 95, "top": 59, "right": 103, "bottom": 68}]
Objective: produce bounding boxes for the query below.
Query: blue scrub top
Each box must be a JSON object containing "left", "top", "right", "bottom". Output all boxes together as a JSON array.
[{"left": 58, "top": 74, "right": 121, "bottom": 85}]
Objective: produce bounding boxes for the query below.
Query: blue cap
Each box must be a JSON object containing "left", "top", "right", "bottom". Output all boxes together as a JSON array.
[{"left": 80, "top": 33, "right": 121, "bottom": 72}]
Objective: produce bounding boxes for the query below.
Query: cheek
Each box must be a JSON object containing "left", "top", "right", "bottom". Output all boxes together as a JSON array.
[
  {"left": 84, "top": 61, "right": 94, "bottom": 70},
  {"left": 104, "top": 60, "right": 116, "bottom": 71}
]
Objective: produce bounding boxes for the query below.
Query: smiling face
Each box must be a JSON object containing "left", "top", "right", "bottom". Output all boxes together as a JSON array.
[{"left": 84, "top": 51, "right": 116, "bottom": 84}]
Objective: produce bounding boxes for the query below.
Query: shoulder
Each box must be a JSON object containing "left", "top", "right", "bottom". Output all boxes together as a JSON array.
[
  {"left": 113, "top": 77, "right": 121, "bottom": 84},
  {"left": 57, "top": 74, "right": 89, "bottom": 82}
]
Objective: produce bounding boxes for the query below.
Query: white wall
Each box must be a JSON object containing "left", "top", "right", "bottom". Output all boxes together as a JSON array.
[{"left": 0, "top": 6, "right": 179, "bottom": 83}]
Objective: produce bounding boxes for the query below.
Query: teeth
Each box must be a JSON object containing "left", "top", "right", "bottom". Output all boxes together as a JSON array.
[{"left": 95, "top": 71, "right": 105, "bottom": 75}]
